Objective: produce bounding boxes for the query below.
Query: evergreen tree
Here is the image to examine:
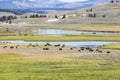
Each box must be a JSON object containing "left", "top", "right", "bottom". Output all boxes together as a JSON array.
[
  {"left": 62, "top": 14, "right": 66, "bottom": 19},
  {"left": 55, "top": 15, "right": 58, "bottom": 18}
]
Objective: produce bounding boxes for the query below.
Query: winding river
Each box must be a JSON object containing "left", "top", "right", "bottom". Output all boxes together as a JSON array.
[
  {"left": 0, "top": 29, "right": 119, "bottom": 48},
  {"left": 38, "top": 29, "right": 120, "bottom": 35},
  {"left": 0, "top": 40, "right": 118, "bottom": 48}
]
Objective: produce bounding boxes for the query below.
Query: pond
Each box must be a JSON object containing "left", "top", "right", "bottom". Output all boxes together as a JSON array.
[
  {"left": 37, "top": 29, "right": 120, "bottom": 35},
  {"left": 0, "top": 40, "right": 118, "bottom": 48}
]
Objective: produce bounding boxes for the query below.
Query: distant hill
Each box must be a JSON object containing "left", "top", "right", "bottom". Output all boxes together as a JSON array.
[
  {"left": 1, "top": 3, "right": 120, "bottom": 25},
  {"left": 47, "top": 3, "right": 120, "bottom": 24}
]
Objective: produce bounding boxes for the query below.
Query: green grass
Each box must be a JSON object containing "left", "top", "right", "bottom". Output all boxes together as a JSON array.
[
  {"left": 102, "top": 43, "right": 120, "bottom": 50},
  {"left": 0, "top": 53, "right": 120, "bottom": 80},
  {"left": 0, "top": 34, "right": 120, "bottom": 41}
]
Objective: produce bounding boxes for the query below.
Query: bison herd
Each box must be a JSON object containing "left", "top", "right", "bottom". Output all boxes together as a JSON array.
[{"left": 0, "top": 42, "right": 111, "bottom": 54}]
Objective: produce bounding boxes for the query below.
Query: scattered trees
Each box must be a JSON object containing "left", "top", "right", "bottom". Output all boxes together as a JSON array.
[
  {"left": 0, "top": 16, "right": 17, "bottom": 24},
  {"left": 29, "top": 14, "right": 47, "bottom": 18},
  {"left": 55, "top": 15, "right": 58, "bottom": 18},
  {"left": 86, "top": 8, "right": 92, "bottom": 12},
  {"left": 62, "top": 14, "right": 66, "bottom": 19},
  {"left": 88, "top": 13, "right": 96, "bottom": 18}
]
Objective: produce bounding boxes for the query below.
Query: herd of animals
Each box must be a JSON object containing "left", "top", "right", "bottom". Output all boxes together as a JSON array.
[{"left": 0, "top": 42, "right": 111, "bottom": 54}]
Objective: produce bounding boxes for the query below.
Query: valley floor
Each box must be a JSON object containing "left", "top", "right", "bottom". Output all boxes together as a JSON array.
[
  {"left": 0, "top": 51, "right": 120, "bottom": 80},
  {"left": 0, "top": 43, "right": 120, "bottom": 80}
]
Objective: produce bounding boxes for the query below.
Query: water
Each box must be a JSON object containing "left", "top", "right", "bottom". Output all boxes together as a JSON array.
[
  {"left": 38, "top": 29, "right": 120, "bottom": 35},
  {"left": 0, "top": 40, "right": 118, "bottom": 48}
]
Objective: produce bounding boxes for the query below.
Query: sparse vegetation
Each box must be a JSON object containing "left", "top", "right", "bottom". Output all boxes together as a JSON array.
[{"left": 0, "top": 15, "right": 17, "bottom": 23}]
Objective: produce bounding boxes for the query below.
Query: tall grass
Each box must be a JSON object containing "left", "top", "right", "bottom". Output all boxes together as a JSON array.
[{"left": 0, "top": 53, "right": 120, "bottom": 80}]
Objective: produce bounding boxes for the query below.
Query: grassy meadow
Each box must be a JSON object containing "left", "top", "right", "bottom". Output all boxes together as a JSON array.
[
  {"left": 0, "top": 53, "right": 120, "bottom": 80},
  {"left": 0, "top": 34, "right": 120, "bottom": 41},
  {"left": 102, "top": 43, "right": 120, "bottom": 50}
]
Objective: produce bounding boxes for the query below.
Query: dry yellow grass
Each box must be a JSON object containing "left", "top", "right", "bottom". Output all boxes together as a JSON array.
[
  {"left": 32, "top": 24, "right": 120, "bottom": 32},
  {"left": 102, "top": 43, "right": 120, "bottom": 50}
]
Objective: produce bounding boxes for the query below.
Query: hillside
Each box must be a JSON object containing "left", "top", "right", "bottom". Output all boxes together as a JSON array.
[
  {"left": 46, "top": 3, "right": 120, "bottom": 24},
  {"left": 0, "top": 12, "right": 15, "bottom": 17},
  {"left": 1, "top": 3, "right": 120, "bottom": 29},
  {"left": 0, "top": 0, "right": 115, "bottom": 14}
]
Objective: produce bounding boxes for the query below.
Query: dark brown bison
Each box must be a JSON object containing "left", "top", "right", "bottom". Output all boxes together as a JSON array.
[
  {"left": 3, "top": 46, "right": 7, "bottom": 48},
  {"left": 43, "top": 48, "right": 49, "bottom": 50},
  {"left": 59, "top": 48, "right": 63, "bottom": 51}
]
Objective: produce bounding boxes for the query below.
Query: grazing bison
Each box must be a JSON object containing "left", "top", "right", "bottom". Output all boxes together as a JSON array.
[
  {"left": 27, "top": 43, "right": 38, "bottom": 48},
  {"left": 54, "top": 44, "right": 61, "bottom": 47},
  {"left": 96, "top": 49, "right": 99, "bottom": 51},
  {"left": 45, "top": 43, "right": 51, "bottom": 46},
  {"left": 3, "top": 46, "right": 7, "bottom": 48},
  {"left": 59, "top": 48, "right": 63, "bottom": 51},
  {"left": 24, "top": 34, "right": 27, "bottom": 36},
  {"left": 32, "top": 45, "right": 36, "bottom": 47},
  {"left": 78, "top": 50, "right": 81, "bottom": 52},
  {"left": 96, "top": 49, "right": 103, "bottom": 53},
  {"left": 98, "top": 50, "right": 102, "bottom": 53},
  {"left": 10, "top": 46, "right": 14, "bottom": 49},
  {"left": 106, "top": 51, "right": 110, "bottom": 53},
  {"left": 70, "top": 48, "right": 73, "bottom": 50},
  {"left": 89, "top": 49, "right": 94, "bottom": 52},
  {"left": 43, "top": 48, "right": 49, "bottom": 50},
  {"left": 81, "top": 48, "right": 85, "bottom": 51}
]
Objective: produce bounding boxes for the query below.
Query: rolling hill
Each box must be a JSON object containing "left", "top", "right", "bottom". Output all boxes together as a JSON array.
[{"left": 45, "top": 3, "right": 120, "bottom": 24}]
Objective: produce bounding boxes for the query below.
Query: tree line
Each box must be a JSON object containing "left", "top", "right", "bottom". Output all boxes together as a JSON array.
[
  {"left": 0, "top": 16, "right": 17, "bottom": 24},
  {"left": 29, "top": 14, "right": 47, "bottom": 18}
]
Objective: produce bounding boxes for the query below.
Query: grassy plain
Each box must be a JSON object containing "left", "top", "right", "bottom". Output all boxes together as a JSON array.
[
  {"left": 32, "top": 24, "right": 120, "bottom": 32},
  {"left": 0, "top": 52, "right": 120, "bottom": 80},
  {"left": 0, "top": 34, "right": 120, "bottom": 41},
  {"left": 102, "top": 43, "right": 120, "bottom": 50}
]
